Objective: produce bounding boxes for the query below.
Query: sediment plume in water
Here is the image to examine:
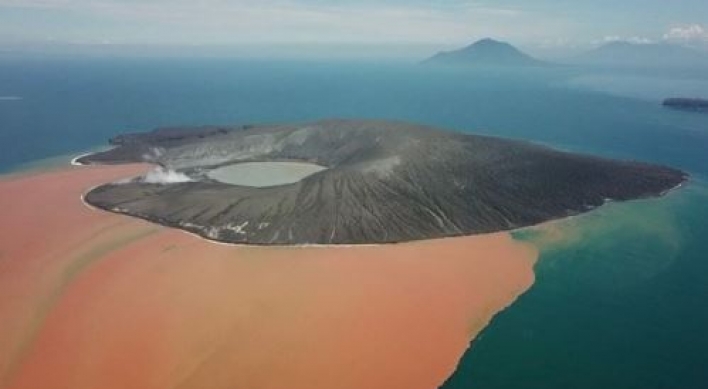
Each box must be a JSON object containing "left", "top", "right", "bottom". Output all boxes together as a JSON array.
[{"left": 0, "top": 165, "right": 537, "bottom": 389}]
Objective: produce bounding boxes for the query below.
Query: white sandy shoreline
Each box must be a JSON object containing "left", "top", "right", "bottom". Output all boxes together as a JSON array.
[{"left": 70, "top": 152, "right": 93, "bottom": 166}]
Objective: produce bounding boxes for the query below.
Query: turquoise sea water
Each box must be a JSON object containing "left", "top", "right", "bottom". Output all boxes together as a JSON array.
[
  {"left": 1, "top": 57, "right": 707, "bottom": 388},
  {"left": 444, "top": 183, "right": 708, "bottom": 389}
]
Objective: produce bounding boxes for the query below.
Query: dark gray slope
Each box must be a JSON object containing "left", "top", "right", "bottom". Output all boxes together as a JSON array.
[
  {"left": 423, "top": 38, "right": 547, "bottom": 67},
  {"left": 80, "top": 119, "right": 687, "bottom": 245}
]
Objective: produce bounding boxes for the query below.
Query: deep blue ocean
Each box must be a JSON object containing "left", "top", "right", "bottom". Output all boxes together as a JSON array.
[{"left": 1, "top": 57, "right": 707, "bottom": 388}]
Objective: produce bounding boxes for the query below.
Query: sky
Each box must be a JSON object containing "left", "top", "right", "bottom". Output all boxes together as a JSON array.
[{"left": 1, "top": 0, "right": 708, "bottom": 58}]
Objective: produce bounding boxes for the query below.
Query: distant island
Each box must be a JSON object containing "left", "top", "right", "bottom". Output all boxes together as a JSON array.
[
  {"left": 570, "top": 41, "right": 708, "bottom": 68},
  {"left": 423, "top": 38, "right": 547, "bottom": 67},
  {"left": 78, "top": 119, "right": 687, "bottom": 245},
  {"left": 663, "top": 98, "right": 708, "bottom": 112}
]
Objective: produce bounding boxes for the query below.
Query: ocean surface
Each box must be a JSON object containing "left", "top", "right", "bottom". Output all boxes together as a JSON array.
[{"left": 1, "top": 57, "right": 707, "bottom": 388}]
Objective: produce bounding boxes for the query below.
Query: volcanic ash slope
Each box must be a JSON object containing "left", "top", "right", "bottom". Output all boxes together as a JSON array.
[{"left": 79, "top": 119, "right": 687, "bottom": 245}]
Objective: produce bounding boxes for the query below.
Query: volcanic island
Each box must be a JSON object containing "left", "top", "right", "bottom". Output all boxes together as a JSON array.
[
  {"left": 78, "top": 119, "right": 687, "bottom": 245},
  {"left": 0, "top": 119, "right": 689, "bottom": 389}
]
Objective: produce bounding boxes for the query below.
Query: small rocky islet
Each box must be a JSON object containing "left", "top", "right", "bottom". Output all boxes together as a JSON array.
[
  {"left": 663, "top": 97, "right": 708, "bottom": 112},
  {"left": 79, "top": 119, "right": 687, "bottom": 245}
]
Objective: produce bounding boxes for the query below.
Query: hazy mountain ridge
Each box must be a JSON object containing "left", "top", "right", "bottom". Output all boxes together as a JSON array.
[
  {"left": 570, "top": 41, "right": 708, "bottom": 68},
  {"left": 423, "top": 38, "right": 548, "bottom": 67}
]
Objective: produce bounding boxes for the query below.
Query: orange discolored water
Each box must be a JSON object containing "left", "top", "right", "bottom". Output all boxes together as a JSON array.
[{"left": 0, "top": 165, "right": 537, "bottom": 389}]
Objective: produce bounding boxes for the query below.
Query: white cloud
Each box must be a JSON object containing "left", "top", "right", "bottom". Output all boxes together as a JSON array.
[
  {"left": 663, "top": 24, "right": 708, "bottom": 42},
  {"left": 624, "top": 36, "right": 653, "bottom": 44},
  {"left": 594, "top": 36, "right": 621, "bottom": 44},
  {"left": 596, "top": 35, "right": 654, "bottom": 45}
]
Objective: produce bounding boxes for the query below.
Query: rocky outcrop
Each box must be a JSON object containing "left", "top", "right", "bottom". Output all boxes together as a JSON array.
[{"left": 663, "top": 98, "right": 708, "bottom": 112}]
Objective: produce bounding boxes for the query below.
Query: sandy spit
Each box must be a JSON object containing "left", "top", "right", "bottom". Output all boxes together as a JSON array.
[{"left": 0, "top": 165, "right": 538, "bottom": 389}]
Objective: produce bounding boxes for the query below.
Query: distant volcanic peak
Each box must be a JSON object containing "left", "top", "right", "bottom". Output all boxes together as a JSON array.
[
  {"left": 81, "top": 119, "right": 687, "bottom": 246},
  {"left": 463, "top": 38, "right": 520, "bottom": 52},
  {"left": 425, "top": 38, "right": 545, "bottom": 67}
]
